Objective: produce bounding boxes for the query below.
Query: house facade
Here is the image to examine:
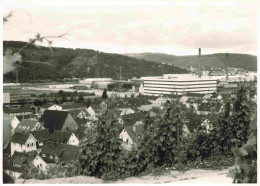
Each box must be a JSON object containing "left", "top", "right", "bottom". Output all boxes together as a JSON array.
[{"left": 10, "top": 133, "right": 38, "bottom": 156}]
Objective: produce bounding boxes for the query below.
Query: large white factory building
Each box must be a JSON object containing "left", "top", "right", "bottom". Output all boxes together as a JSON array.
[{"left": 141, "top": 74, "right": 219, "bottom": 96}]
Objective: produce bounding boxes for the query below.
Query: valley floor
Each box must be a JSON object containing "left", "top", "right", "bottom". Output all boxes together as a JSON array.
[{"left": 16, "top": 168, "right": 233, "bottom": 184}]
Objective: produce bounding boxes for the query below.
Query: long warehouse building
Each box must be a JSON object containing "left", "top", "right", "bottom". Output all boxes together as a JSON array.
[{"left": 141, "top": 74, "right": 219, "bottom": 96}]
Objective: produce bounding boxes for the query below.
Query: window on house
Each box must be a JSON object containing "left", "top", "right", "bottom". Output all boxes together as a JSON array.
[
  {"left": 27, "top": 144, "right": 29, "bottom": 147},
  {"left": 31, "top": 143, "right": 34, "bottom": 146},
  {"left": 50, "top": 155, "right": 53, "bottom": 159},
  {"left": 40, "top": 164, "right": 42, "bottom": 167}
]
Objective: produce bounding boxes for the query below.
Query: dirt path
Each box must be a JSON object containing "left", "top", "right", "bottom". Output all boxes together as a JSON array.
[{"left": 16, "top": 168, "right": 233, "bottom": 184}]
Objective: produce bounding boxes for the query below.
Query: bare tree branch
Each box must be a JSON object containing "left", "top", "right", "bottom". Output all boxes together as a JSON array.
[
  {"left": 3, "top": 11, "right": 13, "bottom": 23},
  {"left": 17, "top": 31, "right": 71, "bottom": 55}
]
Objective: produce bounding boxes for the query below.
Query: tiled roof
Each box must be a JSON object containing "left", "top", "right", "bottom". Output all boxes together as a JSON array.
[
  {"left": 30, "top": 129, "right": 51, "bottom": 143},
  {"left": 121, "top": 112, "right": 145, "bottom": 127},
  {"left": 50, "top": 130, "right": 73, "bottom": 143},
  {"left": 41, "top": 110, "right": 70, "bottom": 132},
  {"left": 40, "top": 141, "right": 79, "bottom": 163},
  {"left": 15, "top": 119, "right": 40, "bottom": 133},
  {"left": 125, "top": 124, "right": 144, "bottom": 142},
  {"left": 7, "top": 151, "right": 37, "bottom": 173},
  {"left": 69, "top": 108, "right": 91, "bottom": 118},
  {"left": 11, "top": 132, "right": 30, "bottom": 144}
]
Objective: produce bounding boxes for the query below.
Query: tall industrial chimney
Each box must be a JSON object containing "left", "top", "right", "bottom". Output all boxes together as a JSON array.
[
  {"left": 226, "top": 53, "right": 229, "bottom": 81},
  {"left": 198, "top": 48, "right": 201, "bottom": 78}
]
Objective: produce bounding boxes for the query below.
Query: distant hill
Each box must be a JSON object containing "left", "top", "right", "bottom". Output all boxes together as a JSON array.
[
  {"left": 126, "top": 52, "right": 257, "bottom": 71},
  {"left": 3, "top": 41, "right": 188, "bottom": 83}
]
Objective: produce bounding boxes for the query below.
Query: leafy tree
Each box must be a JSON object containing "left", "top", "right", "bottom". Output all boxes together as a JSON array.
[
  {"left": 54, "top": 97, "right": 59, "bottom": 104},
  {"left": 85, "top": 98, "right": 92, "bottom": 108},
  {"left": 79, "top": 98, "right": 123, "bottom": 180},
  {"left": 102, "top": 89, "right": 108, "bottom": 99},
  {"left": 61, "top": 96, "right": 67, "bottom": 103},
  {"left": 58, "top": 90, "right": 64, "bottom": 97},
  {"left": 131, "top": 101, "right": 185, "bottom": 175},
  {"left": 228, "top": 108, "right": 257, "bottom": 183},
  {"left": 229, "top": 85, "right": 252, "bottom": 148},
  {"left": 34, "top": 99, "right": 43, "bottom": 106},
  {"left": 78, "top": 95, "right": 84, "bottom": 103}
]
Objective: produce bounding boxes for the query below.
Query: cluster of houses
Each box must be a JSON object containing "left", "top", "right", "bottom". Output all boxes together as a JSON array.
[
  {"left": 3, "top": 90, "right": 245, "bottom": 179},
  {"left": 3, "top": 102, "right": 96, "bottom": 179}
]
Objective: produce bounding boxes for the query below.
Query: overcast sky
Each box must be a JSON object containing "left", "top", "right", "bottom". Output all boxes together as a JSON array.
[{"left": 2, "top": 0, "right": 259, "bottom": 55}]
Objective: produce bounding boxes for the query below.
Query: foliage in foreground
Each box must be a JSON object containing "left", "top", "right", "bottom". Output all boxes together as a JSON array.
[
  {"left": 20, "top": 85, "right": 256, "bottom": 182},
  {"left": 227, "top": 108, "right": 257, "bottom": 183}
]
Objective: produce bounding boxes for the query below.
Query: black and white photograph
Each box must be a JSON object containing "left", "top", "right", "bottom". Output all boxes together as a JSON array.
[{"left": 2, "top": 0, "right": 258, "bottom": 184}]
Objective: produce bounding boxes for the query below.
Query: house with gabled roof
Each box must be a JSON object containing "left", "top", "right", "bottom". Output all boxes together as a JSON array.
[
  {"left": 30, "top": 129, "right": 51, "bottom": 149},
  {"left": 119, "top": 124, "right": 144, "bottom": 149},
  {"left": 14, "top": 119, "right": 44, "bottom": 134},
  {"left": 39, "top": 141, "right": 80, "bottom": 164},
  {"left": 120, "top": 108, "right": 135, "bottom": 116},
  {"left": 69, "top": 106, "right": 96, "bottom": 120},
  {"left": 11, "top": 114, "right": 33, "bottom": 135},
  {"left": 49, "top": 130, "right": 79, "bottom": 146},
  {"left": 10, "top": 132, "right": 38, "bottom": 156},
  {"left": 41, "top": 110, "right": 78, "bottom": 133},
  {"left": 5, "top": 151, "right": 48, "bottom": 179}
]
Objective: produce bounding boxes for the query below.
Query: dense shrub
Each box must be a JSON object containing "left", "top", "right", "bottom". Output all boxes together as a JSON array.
[
  {"left": 228, "top": 109, "right": 257, "bottom": 183},
  {"left": 79, "top": 98, "right": 124, "bottom": 180}
]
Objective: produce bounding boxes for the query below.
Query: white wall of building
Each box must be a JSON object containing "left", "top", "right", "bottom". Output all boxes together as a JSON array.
[
  {"left": 11, "top": 134, "right": 37, "bottom": 156},
  {"left": 67, "top": 133, "right": 80, "bottom": 146},
  {"left": 119, "top": 129, "right": 133, "bottom": 146}
]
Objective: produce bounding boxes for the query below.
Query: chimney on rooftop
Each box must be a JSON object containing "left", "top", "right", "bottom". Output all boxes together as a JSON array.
[
  {"left": 198, "top": 48, "right": 202, "bottom": 78},
  {"left": 226, "top": 53, "right": 229, "bottom": 81}
]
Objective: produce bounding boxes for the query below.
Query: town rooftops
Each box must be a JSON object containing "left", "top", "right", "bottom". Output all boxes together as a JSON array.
[
  {"left": 50, "top": 130, "right": 74, "bottom": 143},
  {"left": 7, "top": 151, "right": 37, "bottom": 173},
  {"left": 121, "top": 112, "right": 145, "bottom": 127},
  {"left": 11, "top": 132, "right": 31, "bottom": 144},
  {"left": 40, "top": 141, "right": 79, "bottom": 163},
  {"left": 15, "top": 119, "right": 40, "bottom": 133},
  {"left": 41, "top": 110, "right": 70, "bottom": 131},
  {"left": 30, "top": 129, "right": 51, "bottom": 143}
]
